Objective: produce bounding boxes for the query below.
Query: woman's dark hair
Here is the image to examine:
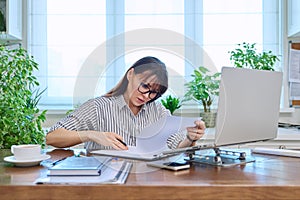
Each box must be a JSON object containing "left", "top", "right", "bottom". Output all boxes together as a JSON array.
[{"left": 105, "top": 56, "right": 168, "bottom": 102}]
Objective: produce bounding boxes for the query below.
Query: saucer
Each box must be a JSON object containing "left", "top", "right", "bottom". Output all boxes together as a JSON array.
[{"left": 3, "top": 154, "right": 51, "bottom": 167}]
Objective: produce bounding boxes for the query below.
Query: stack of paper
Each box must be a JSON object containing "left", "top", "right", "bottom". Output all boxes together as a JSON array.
[{"left": 92, "top": 116, "right": 199, "bottom": 161}]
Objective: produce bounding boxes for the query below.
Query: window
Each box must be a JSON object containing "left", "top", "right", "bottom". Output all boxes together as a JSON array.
[
  {"left": 28, "top": 0, "right": 106, "bottom": 108},
  {"left": 123, "top": 0, "right": 186, "bottom": 97},
  {"left": 27, "top": 0, "right": 281, "bottom": 109}
]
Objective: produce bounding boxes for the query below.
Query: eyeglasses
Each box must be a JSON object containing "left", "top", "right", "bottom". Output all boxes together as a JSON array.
[{"left": 138, "top": 82, "right": 161, "bottom": 100}]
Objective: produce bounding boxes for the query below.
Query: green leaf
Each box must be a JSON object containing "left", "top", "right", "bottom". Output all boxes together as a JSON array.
[
  {"left": 229, "top": 42, "right": 279, "bottom": 71},
  {"left": 161, "top": 95, "right": 182, "bottom": 115},
  {"left": 184, "top": 66, "right": 220, "bottom": 112},
  {"left": 0, "top": 46, "right": 47, "bottom": 149}
]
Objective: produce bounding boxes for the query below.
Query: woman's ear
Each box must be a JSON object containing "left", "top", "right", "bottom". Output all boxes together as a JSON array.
[{"left": 126, "top": 68, "right": 134, "bottom": 81}]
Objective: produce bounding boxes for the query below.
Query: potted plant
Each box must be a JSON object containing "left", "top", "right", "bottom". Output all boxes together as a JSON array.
[
  {"left": 161, "top": 95, "right": 182, "bottom": 115},
  {"left": 184, "top": 66, "right": 220, "bottom": 127},
  {"left": 229, "top": 42, "right": 280, "bottom": 71},
  {"left": 0, "top": 45, "right": 47, "bottom": 149}
]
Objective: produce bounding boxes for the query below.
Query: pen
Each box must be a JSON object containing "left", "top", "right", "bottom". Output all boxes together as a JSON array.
[
  {"left": 51, "top": 157, "right": 68, "bottom": 166},
  {"left": 117, "top": 138, "right": 127, "bottom": 147},
  {"left": 113, "top": 161, "right": 128, "bottom": 181}
]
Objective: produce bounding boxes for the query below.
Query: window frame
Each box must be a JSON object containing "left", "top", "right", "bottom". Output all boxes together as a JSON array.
[{"left": 26, "top": 0, "right": 284, "bottom": 110}]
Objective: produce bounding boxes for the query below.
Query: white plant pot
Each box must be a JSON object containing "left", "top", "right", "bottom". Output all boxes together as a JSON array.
[{"left": 200, "top": 112, "right": 217, "bottom": 128}]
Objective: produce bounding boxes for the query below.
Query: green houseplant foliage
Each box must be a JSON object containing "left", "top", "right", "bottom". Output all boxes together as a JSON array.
[
  {"left": 229, "top": 42, "right": 280, "bottom": 71},
  {"left": 161, "top": 95, "right": 182, "bottom": 115},
  {"left": 0, "top": 46, "right": 47, "bottom": 149},
  {"left": 184, "top": 66, "right": 220, "bottom": 113}
]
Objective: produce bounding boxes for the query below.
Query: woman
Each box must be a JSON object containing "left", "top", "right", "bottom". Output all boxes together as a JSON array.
[{"left": 46, "top": 56, "right": 205, "bottom": 151}]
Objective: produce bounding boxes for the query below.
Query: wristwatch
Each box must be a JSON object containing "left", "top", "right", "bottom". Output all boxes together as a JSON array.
[{"left": 186, "top": 134, "right": 197, "bottom": 143}]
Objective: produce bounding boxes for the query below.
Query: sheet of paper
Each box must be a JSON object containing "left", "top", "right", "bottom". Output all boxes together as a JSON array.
[
  {"left": 92, "top": 116, "right": 200, "bottom": 160},
  {"left": 290, "top": 82, "right": 300, "bottom": 99},
  {"left": 289, "top": 49, "right": 300, "bottom": 82},
  {"left": 136, "top": 115, "right": 200, "bottom": 153}
]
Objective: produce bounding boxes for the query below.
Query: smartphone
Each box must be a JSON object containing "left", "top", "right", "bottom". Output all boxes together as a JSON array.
[{"left": 147, "top": 160, "right": 190, "bottom": 171}]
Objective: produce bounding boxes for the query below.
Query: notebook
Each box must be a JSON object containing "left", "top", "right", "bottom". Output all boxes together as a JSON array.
[{"left": 163, "top": 67, "right": 283, "bottom": 155}]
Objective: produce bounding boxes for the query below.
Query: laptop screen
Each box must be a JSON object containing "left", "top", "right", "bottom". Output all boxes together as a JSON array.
[{"left": 214, "top": 67, "right": 283, "bottom": 147}]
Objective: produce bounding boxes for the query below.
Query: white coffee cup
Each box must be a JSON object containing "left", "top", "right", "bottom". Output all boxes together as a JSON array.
[{"left": 11, "top": 144, "right": 42, "bottom": 160}]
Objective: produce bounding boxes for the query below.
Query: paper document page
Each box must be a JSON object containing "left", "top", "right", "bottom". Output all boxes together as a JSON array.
[
  {"left": 92, "top": 116, "right": 199, "bottom": 160},
  {"left": 136, "top": 115, "right": 200, "bottom": 153},
  {"left": 290, "top": 82, "right": 300, "bottom": 100},
  {"left": 289, "top": 49, "right": 300, "bottom": 101},
  {"left": 289, "top": 49, "right": 300, "bottom": 82}
]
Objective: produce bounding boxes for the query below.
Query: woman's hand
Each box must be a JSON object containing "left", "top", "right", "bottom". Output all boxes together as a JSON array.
[
  {"left": 177, "top": 120, "right": 205, "bottom": 148},
  {"left": 186, "top": 120, "right": 206, "bottom": 143},
  {"left": 78, "top": 131, "right": 128, "bottom": 150}
]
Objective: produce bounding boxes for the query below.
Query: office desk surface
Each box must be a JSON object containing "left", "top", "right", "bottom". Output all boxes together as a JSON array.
[{"left": 1, "top": 148, "right": 300, "bottom": 200}]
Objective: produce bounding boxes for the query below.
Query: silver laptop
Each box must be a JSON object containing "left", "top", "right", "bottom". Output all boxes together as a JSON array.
[{"left": 163, "top": 67, "right": 283, "bottom": 154}]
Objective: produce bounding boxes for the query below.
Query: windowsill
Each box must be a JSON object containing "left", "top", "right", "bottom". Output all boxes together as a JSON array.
[
  {"left": 200, "top": 127, "right": 300, "bottom": 140},
  {"left": 198, "top": 127, "right": 300, "bottom": 149},
  {"left": 280, "top": 107, "right": 296, "bottom": 113},
  {"left": 41, "top": 104, "right": 297, "bottom": 115},
  {"left": 38, "top": 105, "right": 73, "bottom": 115},
  {"left": 173, "top": 105, "right": 296, "bottom": 115}
]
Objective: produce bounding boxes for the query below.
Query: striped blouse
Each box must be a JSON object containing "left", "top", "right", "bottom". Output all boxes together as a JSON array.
[{"left": 49, "top": 95, "right": 186, "bottom": 151}]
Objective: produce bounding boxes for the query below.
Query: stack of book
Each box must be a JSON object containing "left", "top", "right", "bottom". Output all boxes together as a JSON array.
[{"left": 36, "top": 156, "right": 132, "bottom": 184}]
